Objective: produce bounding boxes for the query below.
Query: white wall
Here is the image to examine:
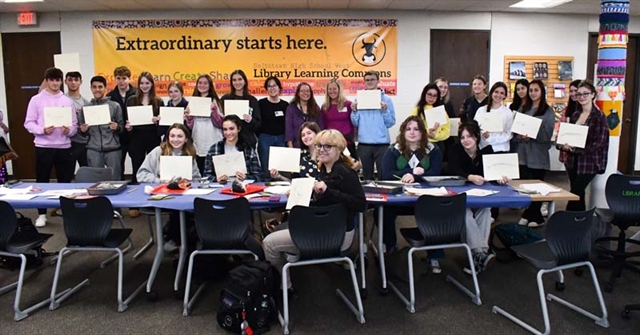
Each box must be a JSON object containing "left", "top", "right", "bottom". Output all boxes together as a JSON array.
[{"left": 0, "top": 9, "right": 638, "bottom": 175}]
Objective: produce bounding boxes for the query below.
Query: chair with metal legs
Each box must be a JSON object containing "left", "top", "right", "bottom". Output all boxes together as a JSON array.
[
  {"left": 280, "top": 203, "right": 365, "bottom": 335},
  {"left": 50, "top": 196, "right": 147, "bottom": 312},
  {"left": 493, "top": 209, "right": 609, "bottom": 334},
  {"left": 389, "top": 193, "right": 482, "bottom": 313},
  {"left": 0, "top": 201, "right": 60, "bottom": 321},
  {"left": 183, "top": 197, "right": 259, "bottom": 316}
]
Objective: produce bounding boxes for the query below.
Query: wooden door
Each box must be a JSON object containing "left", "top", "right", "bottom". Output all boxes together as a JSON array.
[
  {"left": 587, "top": 34, "right": 638, "bottom": 173},
  {"left": 430, "top": 30, "right": 490, "bottom": 112},
  {"left": 2, "top": 32, "right": 61, "bottom": 179}
]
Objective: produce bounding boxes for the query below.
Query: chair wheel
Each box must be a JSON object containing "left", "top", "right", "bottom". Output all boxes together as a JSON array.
[
  {"left": 604, "top": 283, "right": 614, "bottom": 293},
  {"left": 622, "top": 309, "right": 631, "bottom": 320},
  {"left": 555, "top": 282, "right": 565, "bottom": 292},
  {"left": 146, "top": 291, "right": 158, "bottom": 302},
  {"left": 574, "top": 268, "right": 583, "bottom": 276},
  {"left": 380, "top": 287, "right": 388, "bottom": 295},
  {"left": 360, "top": 288, "right": 368, "bottom": 299}
]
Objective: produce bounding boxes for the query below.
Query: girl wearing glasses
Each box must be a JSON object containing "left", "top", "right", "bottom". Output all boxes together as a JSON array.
[
  {"left": 514, "top": 79, "right": 555, "bottom": 228},
  {"left": 203, "top": 115, "right": 262, "bottom": 183},
  {"left": 185, "top": 74, "right": 224, "bottom": 176},
  {"left": 285, "top": 82, "right": 323, "bottom": 148},
  {"left": 410, "top": 83, "right": 451, "bottom": 155},
  {"left": 557, "top": 80, "right": 609, "bottom": 211},
  {"left": 263, "top": 129, "right": 365, "bottom": 292},
  {"left": 379, "top": 115, "right": 443, "bottom": 264},
  {"left": 258, "top": 76, "right": 289, "bottom": 178}
]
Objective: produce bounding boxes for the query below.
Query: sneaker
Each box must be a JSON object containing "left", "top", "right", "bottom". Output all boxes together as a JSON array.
[
  {"left": 128, "top": 209, "right": 140, "bottom": 218},
  {"left": 482, "top": 253, "right": 496, "bottom": 270},
  {"left": 463, "top": 263, "right": 481, "bottom": 275},
  {"left": 518, "top": 218, "right": 529, "bottom": 226},
  {"left": 430, "top": 259, "right": 442, "bottom": 274},
  {"left": 163, "top": 240, "right": 179, "bottom": 253},
  {"left": 541, "top": 203, "right": 549, "bottom": 217},
  {"left": 35, "top": 214, "right": 47, "bottom": 228}
]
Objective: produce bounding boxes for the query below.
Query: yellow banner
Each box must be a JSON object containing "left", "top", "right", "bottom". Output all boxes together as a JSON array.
[{"left": 92, "top": 19, "right": 397, "bottom": 96}]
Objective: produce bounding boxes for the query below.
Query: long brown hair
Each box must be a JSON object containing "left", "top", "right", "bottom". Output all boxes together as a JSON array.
[
  {"left": 133, "top": 71, "right": 161, "bottom": 109},
  {"left": 193, "top": 74, "right": 221, "bottom": 105},
  {"left": 229, "top": 69, "right": 250, "bottom": 97},
  {"left": 160, "top": 123, "right": 196, "bottom": 157},
  {"left": 396, "top": 116, "right": 429, "bottom": 158},
  {"left": 298, "top": 121, "right": 321, "bottom": 151},
  {"left": 291, "top": 82, "right": 320, "bottom": 119},
  {"left": 522, "top": 79, "right": 550, "bottom": 117}
]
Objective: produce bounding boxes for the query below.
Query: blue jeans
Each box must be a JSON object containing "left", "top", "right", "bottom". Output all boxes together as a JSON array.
[{"left": 258, "top": 133, "right": 285, "bottom": 179}]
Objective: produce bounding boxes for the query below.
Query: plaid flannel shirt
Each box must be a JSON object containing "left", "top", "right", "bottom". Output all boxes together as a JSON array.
[
  {"left": 203, "top": 140, "right": 263, "bottom": 182},
  {"left": 563, "top": 107, "right": 609, "bottom": 175}
]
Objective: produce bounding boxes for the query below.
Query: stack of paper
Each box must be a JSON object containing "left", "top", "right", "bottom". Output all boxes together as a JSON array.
[
  {"left": 404, "top": 187, "right": 449, "bottom": 196},
  {"left": 0, "top": 186, "right": 33, "bottom": 195},
  {"left": 520, "top": 183, "right": 561, "bottom": 196},
  {"left": 464, "top": 188, "right": 498, "bottom": 197},
  {"left": 264, "top": 186, "right": 291, "bottom": 194}
]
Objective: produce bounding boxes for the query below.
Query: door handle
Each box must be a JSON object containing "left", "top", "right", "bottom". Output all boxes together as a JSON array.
[{"left": 624, "top": 118, "right": 632, "bottom": 123}]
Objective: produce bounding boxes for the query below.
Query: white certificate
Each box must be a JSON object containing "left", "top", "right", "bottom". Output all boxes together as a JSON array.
[
  {"left": 82, "top": 105, "right": 111, "bottom": 126},
  {"left": 424, "top": 105, "right": 448, "bottom": 129},
  {"left": 286, "top": 177, "right": 316, "bottom": 210},
  {"left": 53, "top": 53, "right": 80, "bottom": 75},
  {"left": 127, "top": 105, "right": 154, "bottom": 126},
  {"left": 511, "top": 112, "right": 542, "bottom": 139},
  {"left": 211, "top": 152, "right": 247, "bottom": 177},
  {"left": 557, "top": 122, "right": 589, "bottom": 149},
  {"left": 482, "top": 153, "right": 520, "bottom": 181},
  {"left": 159, "top": 107, "right": 185, "bottom": 126},
  {"left": 268, "top": 147, "right": 301, "bottom": 173},
  {"left": 159, "top": 156, "right": 194, "bottom": 181},
  {"left": 188, "top": 96, "right": 211, "bottom": 117},
  {"left": 477, "top": 112, "right": 503, "bottom": 133},
  {"left": 449, "top": 118, "right": 461, "bottom": 136},
  {"left": 224, "top": 100, "right": 250, "bottom": 118},
  {"left": 356, "top": 90, "right": 381, "bottom": 110},
  {"left": 44, "top": 107, "right": 72, "bottom": 127}
]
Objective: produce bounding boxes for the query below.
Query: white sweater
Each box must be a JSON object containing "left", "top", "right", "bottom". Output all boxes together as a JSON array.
[
  {"left": 474, "top": 105, "right": 514, "bottom": 152},
  {"left": 136, "top": 146, "right": 201, "bottom": 183}
]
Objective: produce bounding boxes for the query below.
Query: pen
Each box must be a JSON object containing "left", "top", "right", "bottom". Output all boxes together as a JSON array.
[
  {"left": 393, "top": 175, "right": 402, "bottom": 180},
  {"left": 127, "top": 187, "right": 139, "bottom": 194}
]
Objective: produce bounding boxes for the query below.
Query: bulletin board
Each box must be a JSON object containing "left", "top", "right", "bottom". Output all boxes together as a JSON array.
[{"left": 504, "top": 56, "right": 575, "bottom": 120}]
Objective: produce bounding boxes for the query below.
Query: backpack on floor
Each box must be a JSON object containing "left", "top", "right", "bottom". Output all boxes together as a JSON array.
[
  {"left": 217, "top": 261, "right": 279, "bottom": 335},
  {"left": 490, "top": 222, "right": 544, "bottom": 262}
]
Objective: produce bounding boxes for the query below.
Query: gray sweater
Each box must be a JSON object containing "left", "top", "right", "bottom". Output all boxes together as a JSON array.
[
  {"left": 68, "top": 94, "right": 91, "bottom": 144},
  {"left": 136, "top": 146, "right": 201, "bottom": 183},
  {"left": 79, "top": 97, "right": 124, "bottom": 152},
  {"left": 515, "top": 106, "right": 555, "bottom": 170}
]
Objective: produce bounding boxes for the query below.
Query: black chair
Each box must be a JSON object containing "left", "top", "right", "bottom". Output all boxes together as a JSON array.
[
  {"left": 0, "top": 201, "right": 55, "bottom": 321},
  {"left": 50, "top": 197, "right": 147, "bottom": 312},
  {"left": 183, "top": 197, "right": 259, "bottom": 316},
  {"left": 594, "top": 174, "right": 640, "bottom": 293},
  {"left": 389, "top": 193, "right": 481, "bottom": 313},
  {"left": 280, "top": 204, "right": 365, "bottom": 335},
  {"left": 493, "top": 209, "right": 609, "bottom": 334}
]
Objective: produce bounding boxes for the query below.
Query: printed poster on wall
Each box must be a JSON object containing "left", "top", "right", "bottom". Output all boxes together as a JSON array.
[{"left": 92, "top": 19, "right": 397, "bottom": 96}]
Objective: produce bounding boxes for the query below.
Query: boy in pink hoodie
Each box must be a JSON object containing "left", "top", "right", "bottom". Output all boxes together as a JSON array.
[{"left": 23, "top": 67, "right": 78, "bottom": 227}]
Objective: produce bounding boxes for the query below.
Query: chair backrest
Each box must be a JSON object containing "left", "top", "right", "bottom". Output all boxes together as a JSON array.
[
  {"left": 75, "top": 167, "right": 114, "bottom": 183},
  {"left": 605, "top": 174, "right": 640, "bottom": 228},
  {"left": 546, "top": 208, "right": 596, "bottom": 266},
  {"left": 0, "top": 200, "right": 17, "bottom": 251},
  {"left": 414, "top": 193, "right": 467, "bottom": 245},
  {"left": 193, "top": 197, "right": 251, "bottom": 249},
  {"left": 288, "top": 203, "right": 347, "bottom": 261},
  {"left": 60, "top": 196, "right": 114, "bottom": 246}
]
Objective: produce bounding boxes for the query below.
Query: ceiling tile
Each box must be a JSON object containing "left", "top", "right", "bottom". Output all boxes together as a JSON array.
[
  {"left": 348, "top": 0, "right": 392, "bottom": 10},
  {"left": 308, "top": 0, "right": 349, "bottom": 9},
  {"left": 266, "top": 0, "right": 308, "bottom": 9},
  {"left": 388, "top": 0, "right": 435, "bottom": 10},
  {"left": 222, "top": 0, "right": 268, "bottom": 9}
]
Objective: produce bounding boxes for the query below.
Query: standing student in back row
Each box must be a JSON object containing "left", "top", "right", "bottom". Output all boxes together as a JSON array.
[
  {"left": 220, "top": 69, "right": 261, "bottom": 148},
  {"left": 106, "top": 66, "right": 136, "bottom": 180},
  {"left": 351, "top": 70, "right": 396, "bottom": 180},
  {"left": 24, "top": 67, "right": 78, "bottom": 227}
]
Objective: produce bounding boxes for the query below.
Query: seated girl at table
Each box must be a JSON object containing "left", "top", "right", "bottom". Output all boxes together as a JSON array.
[
  {"left": 263, "top": 129, "right": 366, "bottom": 293},
  {"left": 379, "top": 115, "right": 443, "bottom": 271},
  {"left": 270, "top": 121, "right": 322, "bottom": 182},
  {"left": 203, "top": 115, "right": 263, "bottom": 183},
  {"left": 448, "top": 120, "right": 509, "bottom": 274},
  {"left": 135, "top": 123, "right": 201, "bottom": 252}
]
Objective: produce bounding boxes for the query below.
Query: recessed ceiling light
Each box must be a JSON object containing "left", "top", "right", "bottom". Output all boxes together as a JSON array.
[{"left": 510, "top": 0, "right": 573, "bottom": 9}]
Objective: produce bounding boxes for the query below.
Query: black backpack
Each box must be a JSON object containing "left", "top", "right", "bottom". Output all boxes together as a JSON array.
[
  {"left": 490, "top": 222, "right": 544, "bottom": 262},
  {"left": 0, "top": 213, "right": 46, "bottom": 270},
  {"left": 217, "top": 261, "right": 279, "bottom": 334}
]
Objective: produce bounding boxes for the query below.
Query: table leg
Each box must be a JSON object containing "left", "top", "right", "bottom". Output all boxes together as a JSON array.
[
  {"left": 359, "top": 213, "right": 366, "bottom": 291},
  {"left": 174, "top": 211, "right": 187, "bottom": 292},
  {"left": 147, "top": 207, "right": 164, "bottom": 293},
  {"left": 378, "top": 206, "right": 387, "bottom": 292}
]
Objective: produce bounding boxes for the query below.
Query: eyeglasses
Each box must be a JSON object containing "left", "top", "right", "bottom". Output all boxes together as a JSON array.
[
  {"left": 575, "top": 92, "right": 592, "bottom": 98},
  {"left": 314, "top": 144, "right": 335, "bottom": 151},
  {"left": 426, "top": 93, "right": 438, "bottom": 98}
]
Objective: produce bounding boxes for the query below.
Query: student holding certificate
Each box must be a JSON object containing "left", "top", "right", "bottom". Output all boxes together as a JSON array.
[
  {"left": 203, "top": 115, "right": 262, "bottom": 183},
  {"left": 270, "top": 122, "right": 321, "bottom": 182},
  {"left": 435, "top": 77, "right": 455, "bottom": 117},
  {"left": 459, "top": 75, "right": 488, "bottom": 122},
  {"left": 285, "top": 82, "right": 323, "bottom": 148},
  {"left": 106, "top": 66, "right": 137, "bottom": 181},
  {"left": 448, "top": 121, "right": 509, "bottom": 274},
  {"left": 514, "top": 80, "right": 555, "bottom": 228},
  {"left": 379, "top": 116, "right": 443, "bottom": 266},
  {"left": 473, "top": 81, "right": 513, "bottom": 153},
  {"left": 258, "top": 77, "right": 289, "bottom": 178},
  {"left": 410, "top": 83, "right": 451, "bottom": 156},
  {"left": 185, "top": 75, "right": 223, "bottom": 175},
  {"left": 220, "top": 69, "right": 261, "bottom": 148},
  {"left": 23, "top": 67, "right": 77, "bottom": 227},
  {"left": 557, "top": 80, "right": 609, "bottom": 211},
  {"left": 157, "top": 81, "right": 189, "bottom": 142},
  {"left": 558, "top": 80, "right": 581, "bottom": 163},
  {"left": 263, "top": 130, "right": 365, "bottom": 293},
  {"left": 321, "top": 79, "right": 358, "bottom": 161}
]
